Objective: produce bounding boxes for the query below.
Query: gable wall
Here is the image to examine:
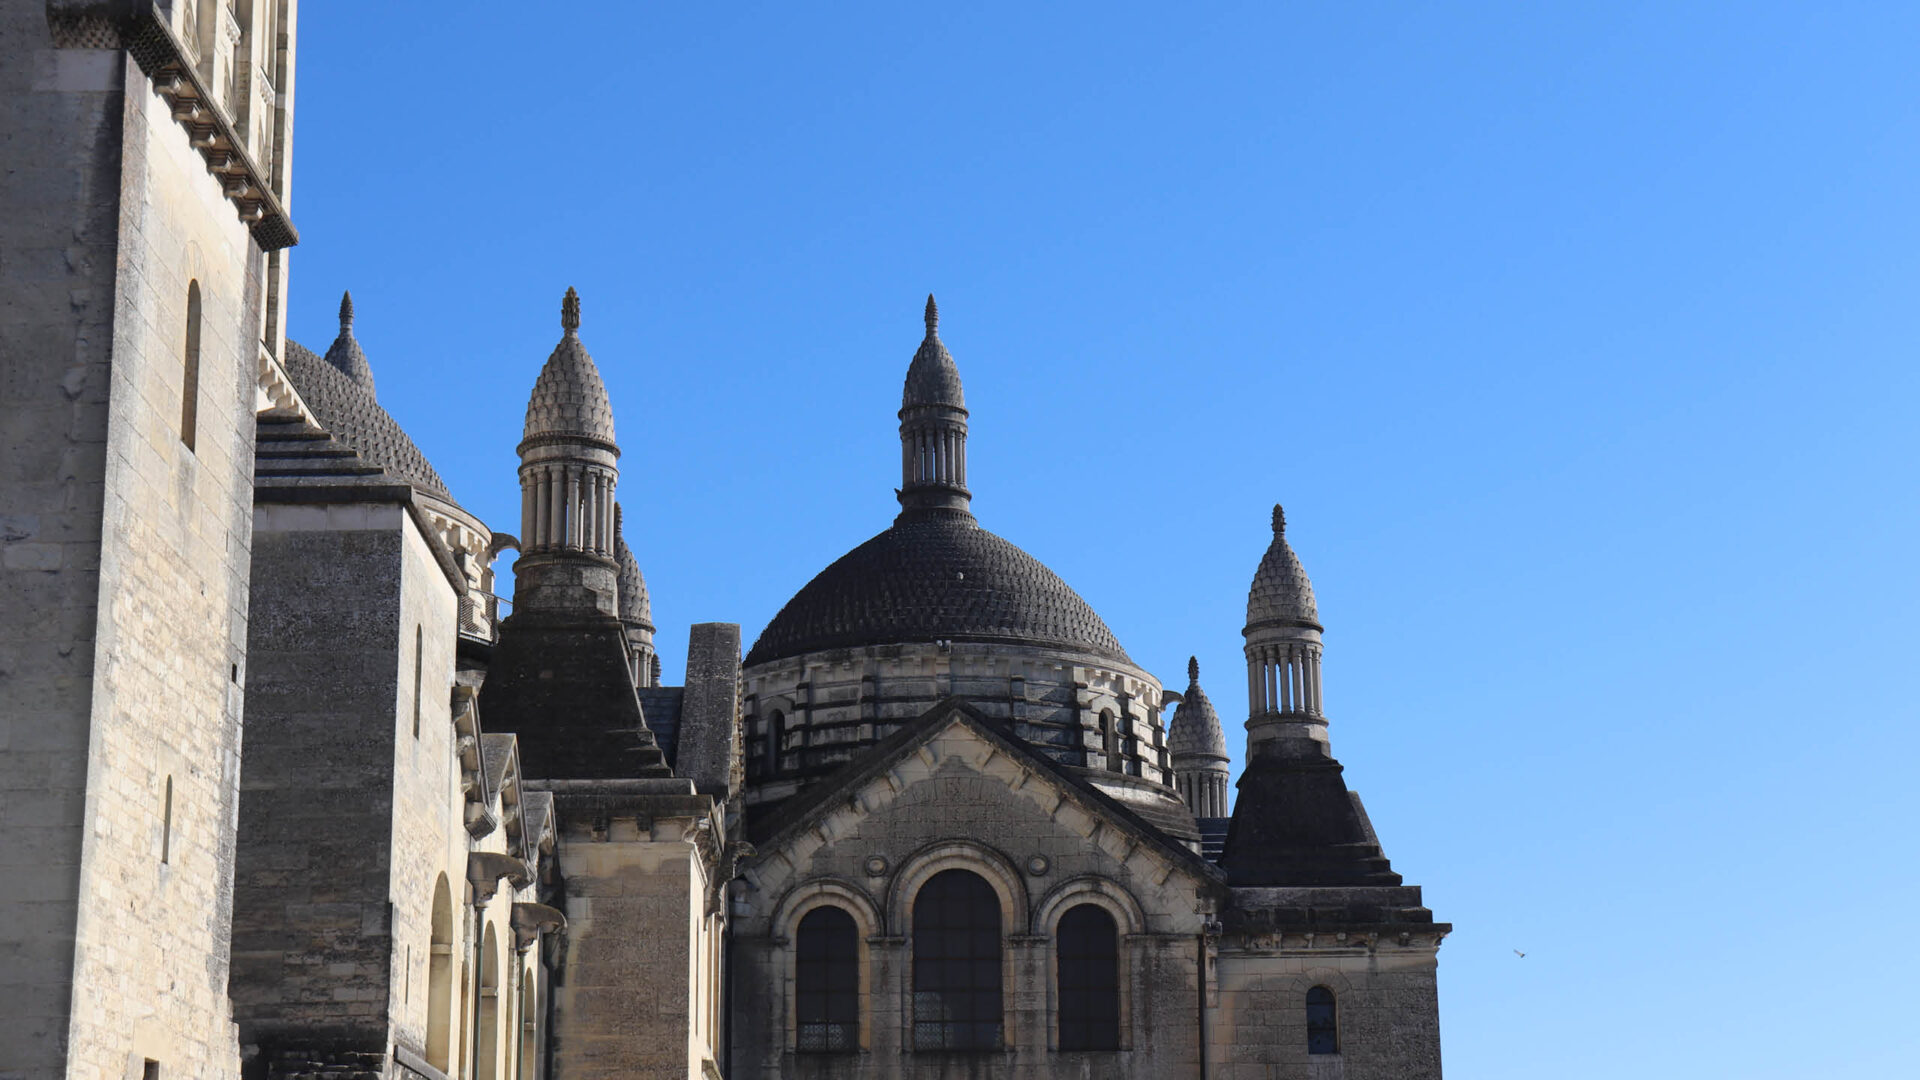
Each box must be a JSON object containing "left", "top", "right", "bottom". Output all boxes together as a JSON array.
[{"left": 734, "top": 723, "right": 1216, "bottom": 1080}]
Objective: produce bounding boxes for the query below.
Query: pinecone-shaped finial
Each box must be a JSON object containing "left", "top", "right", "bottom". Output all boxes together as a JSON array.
[
  {"left": 1188, "top": 655, "right": 1200, "bottom": 684},
  {"left": 339, "top": 290, "right": 354, "bottom": 328},
  {"left": 925, "top": 293, "right": 939, "bottom": 336},
  {"left": 1272, "top": 503, "right": 1286, "bottom": 536},
  {"left": 561, "top": 287, "right": 581, "bottom": 333}
]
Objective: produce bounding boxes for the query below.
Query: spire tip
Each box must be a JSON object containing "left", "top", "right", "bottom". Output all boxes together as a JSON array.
[
  {"left": 1188, "top": 655, "right": 1200, "bottom": 683},
  {"left": 1272, "top": 503, "right": 1286, "bottom": 536},
  {"left": 924, "top": 293, "right": 939, "bottom": 336},
  {"left": 561, "top": 287, "right": 581, "bottom": 332},
  {"left": 339, "top": 290, "right": 354, "bottom": 328}
]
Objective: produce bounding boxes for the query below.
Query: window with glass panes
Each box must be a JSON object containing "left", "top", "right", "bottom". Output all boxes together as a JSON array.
[
  {"left": 1056, "top": 904, "right": 1120, "bottom": 1050},
  {"left": 911, "top": 870, "right": 1003, "bottom": 1050},
  {"left": 1306, "top": 985, "right": 1339, "bottom": 1054},
  {"left": 795, "top": 906, "right": 859, "bottom": 1052}
]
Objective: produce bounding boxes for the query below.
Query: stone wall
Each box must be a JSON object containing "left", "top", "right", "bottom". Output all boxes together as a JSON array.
[
  {"left": 543, "top": 783, "right": 723, "bottom": 1080},
  {"left": 386, "top": 514, "right": 464, "bottom": 1068},
  {"left": 732, "top": 715, "right": 1217, "bottom": 1080},
  {"left": 231, "top": 508, "right": 407, "bottom": 1051},
  {"left": 0, "top": 22, "right": 266, "bottom": 1077},
  {"left": 742, "top": 641, "right": 1177, "bottom": 810},
  {"left": 1209, "top": 944, "right": 1443, "bottom": 1080},
  {"left": 0, "top": 14, "right": 129, "bottom": 1076}
]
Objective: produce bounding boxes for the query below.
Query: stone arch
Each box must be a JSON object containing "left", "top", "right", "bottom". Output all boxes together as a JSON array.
[
  {"left": 427, "top": 874, "right": 454, "bottom": 1071},
  {"left": 771, "top": 876, "right": 883, "bottom": 941},
  {"left": 886, "top": 838, "right": 1030, "bottom": 935},
  {"left": 1035, "top": 877, "right": 1144, "bottom": 1051},
  {"left": 1035, "top": 875, "right": 1146, "bottom": 938},
  {"left": 769, "top": 878, "right": 880, "bottom": 1052},
  {"left": 478, "top": 922, "right": 502, "bottom": 1080}
]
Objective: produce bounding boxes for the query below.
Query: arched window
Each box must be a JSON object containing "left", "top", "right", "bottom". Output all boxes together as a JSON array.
[
  {"left": 912, "top": 869, "right": 1002, "bottom": 1050},
  {"left": 427, "top": 876, "right": 454, "bottom": 1071},
  {"left": 1306, "top": 985, "right": 1338, "bottom": 1055},
  {"left": 1056, "top": 904, "right": 1119, "bottom": 1050},
  {"left": 478, "top": 923, "right": 501, "bottom": 1080},
  {"left": 181, "top": 280, "right": 201, "bottom": 451},
  {"left": 795, "top": 906, "right": 859, "bottom": 1052}
]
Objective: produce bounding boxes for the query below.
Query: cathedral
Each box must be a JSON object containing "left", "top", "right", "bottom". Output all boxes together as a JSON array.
[{"left": 0, "top": 4, "right": 1447, "bottom": 1079}]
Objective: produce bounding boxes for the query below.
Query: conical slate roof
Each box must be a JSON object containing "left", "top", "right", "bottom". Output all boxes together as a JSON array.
[
  {"left": 901, "top": 295, "right": 965, "bottom": 410},
  {"left": 522, "top": 287, "right": 617, "bottom": 448},
  {"left": 322, "top": 291, "right": 376, "bottom": 395},
  {"left": 1168, "top": 657, "right": 1228, "bottom": 760},
  {"left": 1245, "top": 504, "right": 1321, "bottom": 631},
  {"left": 745, "top": 509, "right": 1130, "bottom": 667},
  {"left": 614, "top": 504, "right": 652, "bottom": 630}
]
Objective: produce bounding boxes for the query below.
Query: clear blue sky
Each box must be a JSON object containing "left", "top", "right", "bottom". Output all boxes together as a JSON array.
[{"left": 286, "top": 3, "right": 1919, "bottom": 1074}]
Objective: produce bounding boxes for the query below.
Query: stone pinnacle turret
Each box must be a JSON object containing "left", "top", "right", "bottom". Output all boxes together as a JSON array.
[
  {"left": 1168, "top": 656, "right": 1231, "bottom": 818},
  {"left": 897, "top": 294, "right": 971, "bottom": 515},
  {"left": 1221, "top": 504, "right": 1401, "bottom": 886},
  {"left": 322, "top": 289, "right": 376, "bottom": 395},
  {"left": 512, "top": 288, "right": 622, "bottom": 615}
]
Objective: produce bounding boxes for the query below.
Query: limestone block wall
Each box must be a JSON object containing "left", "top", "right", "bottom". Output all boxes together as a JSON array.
[
  {"left": 732, "top": 731, "right": 1217, "bottom": 1080},
  {"left": 384, "top": 512, "right": 464, "bottom": 1066},
  {"left": 0, "top": 23, "right": 266, "bottom": 1077},
  {"left": 1208, "top": 942, "right": 1444, "bottom": 1080},
  {"left": 543, "top": 785, "right": 723, "bottom": 1080},
  {"left": 742, "top": 642, "right": 1175, "bottom": 805},
  {"left": 231, "top": 508, "right": 410, "bottom": 1049},
  {"left": 0, "top": 17, "right": 129, "bottom": 1077}
]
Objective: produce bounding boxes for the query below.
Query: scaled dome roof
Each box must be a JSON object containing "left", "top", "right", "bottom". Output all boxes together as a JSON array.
[
  {"left": 902, "top": 295, "right": 965, "bottom": 409},
  {"left": 522, "top": 288, "right": 617, "bottom": 448},
  {"left": 744, "top": 509, "right": 1132, "bottom": 668},
  {"left": 614, "top": 506, "right": 652, "bottom": 629},
  {"left": 1168, "top": 657, "right": 1228, "bottom": 759},
  {"left": 1246, "top": 504, "right": 1321, "bottom": 631}
]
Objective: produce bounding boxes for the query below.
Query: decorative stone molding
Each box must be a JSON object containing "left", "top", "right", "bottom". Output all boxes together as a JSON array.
[{"left": 45, "top": 0, "right": 299, "bottom": 250}]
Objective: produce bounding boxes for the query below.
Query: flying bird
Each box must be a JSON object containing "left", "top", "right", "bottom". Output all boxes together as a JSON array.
[{"left": 1513, "top": 949, "right": 1526, "bottom": 958}]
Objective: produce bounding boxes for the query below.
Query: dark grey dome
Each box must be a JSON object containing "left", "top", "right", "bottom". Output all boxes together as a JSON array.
[
  {"left": 1246, "top": 504, "right": 1321, "bottom": 631},
  {"left": 745, "top": 508, "right": 1131, "bottom": 667},
  {"left": 523, "top": 288, "right": 617, "bottom": 448},
  {"left": 282, "top": 339, "right": 450, "bottom": 500}
]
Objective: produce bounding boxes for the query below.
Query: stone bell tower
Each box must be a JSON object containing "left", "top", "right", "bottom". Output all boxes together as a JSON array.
[
  {"left": 1222, "top": 503, "right": 1399, "bottom": 885},
  {"left": 480, "top": 288, "right": 670, "bottom": 781}
]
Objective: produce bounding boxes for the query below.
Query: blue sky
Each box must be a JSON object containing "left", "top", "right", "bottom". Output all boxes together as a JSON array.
[{"left": 286, "top": 3, "right": 1919, "bottom": 1074}]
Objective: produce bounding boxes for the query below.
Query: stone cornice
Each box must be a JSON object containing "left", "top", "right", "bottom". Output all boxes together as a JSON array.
[{"left": 46, "top": 0, "right": 299, "bottom": 250}]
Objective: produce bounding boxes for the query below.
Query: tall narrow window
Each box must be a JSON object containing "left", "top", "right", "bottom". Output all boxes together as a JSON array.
[
  {"left": 142, "top": 1062, "right": 160, "bottom": 1080},
  {"left": 765, "top": 710, "right": 785, "bottom": 776},
  {"left": 412, "top": 625, "right": 424, "bottom": 738},
  {"left": 1056, "top": 904, "right": 1120, "bottom": 1051},
  {"left": 160, "top": 775, "right": 173, "bottom": 864},
  {"left": 795, "top": 906, "right": 859, "bottom": 1052},
  {"left": 1306, "top": 985, "right": 1339, "bottom": 1055},
  {"left": 181, "top": 281, "right": 201, "bottom": 451},
  {"left": 912, "top": 869, "right": 1002, "bottom": 1050}
]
